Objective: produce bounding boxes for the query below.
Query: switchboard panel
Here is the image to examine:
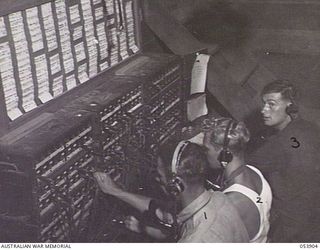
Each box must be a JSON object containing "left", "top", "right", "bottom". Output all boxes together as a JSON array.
[{"left": 0, "top": 53, "right": 185, "bottom": 242}]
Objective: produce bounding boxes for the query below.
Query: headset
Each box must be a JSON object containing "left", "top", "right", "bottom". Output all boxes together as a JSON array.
[
  {"left": 285, "top": 85, "right": 299, "bottom": 116},
  {"left": 217, "top": 119, "right": 238, "bottom": 167},
  {"left": 166, "top": 141, "right": 190, "bottom": 196}
]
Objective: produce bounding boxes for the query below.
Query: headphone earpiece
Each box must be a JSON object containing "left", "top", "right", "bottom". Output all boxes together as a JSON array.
[
  {"left": 166, "top": 176, "right": 185, "bottom": 196},
  {"left": 167, "top": 141, "right": 189, "bottom": 196},
  {"left": 217, "top": 150, "right": 233, "bottom": 167},
  {"left": 218, "top": 120, "right": 237, "bottom": 167},
  {"left": 286, "top": 103, "right": 298, "bottom": 115},
  {"left": 285, "top": 84, "right": 298, "bottom": 116}
]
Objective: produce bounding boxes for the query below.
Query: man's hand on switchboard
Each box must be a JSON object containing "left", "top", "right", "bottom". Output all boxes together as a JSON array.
[
  {"left": 93, "top": 171, "right": 123, "bottom": 195},
  {"left": 124, "top": 215, "right": 142, "bottom": 233}
]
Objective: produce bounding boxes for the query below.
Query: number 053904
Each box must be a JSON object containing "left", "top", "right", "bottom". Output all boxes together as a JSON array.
[{"left": 300, "top": 244, "right": 318, "bottom": 248}]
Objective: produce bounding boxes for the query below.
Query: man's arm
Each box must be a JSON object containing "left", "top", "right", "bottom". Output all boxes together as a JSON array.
[
  {"left": 124, "top": 216, "right": 168, "bottom": 240},
  {"left": 93, "top": 171, "right": 151, "bottom": 213},
  {"left": 94, "top": 172, "right": 172, "bottom": 240}
]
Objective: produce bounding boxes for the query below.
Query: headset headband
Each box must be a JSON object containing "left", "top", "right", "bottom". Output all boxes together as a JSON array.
[
  {"left": 171, "top": 141, "right": 190, "bottom": 175},
  {"left": 222, "top": 120, "right": 234, "bottom": 151}
]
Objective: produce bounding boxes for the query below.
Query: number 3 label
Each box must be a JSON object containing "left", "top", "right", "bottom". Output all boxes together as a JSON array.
[{"left": 290, "top": 137, "right": 300, "bottom": 148}]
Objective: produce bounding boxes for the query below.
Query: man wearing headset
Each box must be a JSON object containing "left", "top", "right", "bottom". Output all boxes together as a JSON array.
[
  {"left": 247, "top": 80, "right": 320, "bottom": 242},
  {"left": 94, "top": 141, "right": 249, "bottom": 242},
  {"left": 202, "top": 118, "right": 272, "bottom": 243}
]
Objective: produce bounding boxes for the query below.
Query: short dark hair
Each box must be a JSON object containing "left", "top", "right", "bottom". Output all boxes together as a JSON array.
[
  {"left": 261, "top": 80, "right": 298, "bottom": 103},
  {"left": 204, "top": 117, "right": 250, "bottom": 155},
  {"left": 158, "top": 141, "right": 208, "bottom": 182},
  {"left": 178, "top": 142, "right": 208, "bottom": 178}
]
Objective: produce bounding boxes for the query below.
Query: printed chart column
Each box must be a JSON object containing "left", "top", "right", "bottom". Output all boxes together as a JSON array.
[{"left": 9, "top": 12, "right": 37, "bottom": 112}]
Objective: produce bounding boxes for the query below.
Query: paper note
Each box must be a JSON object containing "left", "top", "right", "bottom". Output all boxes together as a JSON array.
[
  {"left": 0, "top": 17, "right": 7, "bottom": 38},
  {"left": 97, "top": 23, "right": 109, "bottom": 60},
  {"left": 95, "top": 7, "right": 104, "bottom": 21},
  {"left": 0, "top": 41, "right": 23, "bottom": 120},
  {"left": 78, "top": 63, "right": 89, "bottom": 83},
  {"left": 49, "top": 54, "right": 61, "bottom": 75},
  {"left": 34, "top": 54, "right": 52, "bottom": 103},
  {"left": 56, "top": 0, "right": 74, "bottom": 75},
  {"left": 66, "top": 74, "right": 77, "bottom": 89},
  {"left": 75, "top": 42, "right": 85, "bottom": 62},
  {"left": 125, "top": 1, "right": 139, "bottom": 54},
  {"left": 81, "top": 0, "right": 98, "bottom": 77},
  {"left": 109, "top": 28, "right": 119, "bottom": 65},
  {"left": 70, "top": 5, "right": 80, "bottom": 24},
  {"left": 190, "top": 54, "right": 210, "bottom": 94},
  {"left": 92, "top": 0, "right": 102, "bottom": 5},
  {"left": 52, "top": 75, "right": 64, "bottom": 96},
  {"left": 187, "top": 93, "right": 208, "bottom": 122},
  {"left": 104, "top": 0, "right": 114, "bottom": 15},
  {"left": 26, "top": 7, "right": 44, "bottom": 52},
  {"left": 9, "top": 11, "right": 37, "bottom": 112},
  {"left": 100, "top": 61, "right": 109, "bottom": 71},
  {"left": 72, "top": 26, "right": 83, "bottom": 41},
  {"left": 42, "top": 3, "right": 58, "bottom": 51},
  {"left": 115, "top": 0, "right": 130, "bottom": 59}
]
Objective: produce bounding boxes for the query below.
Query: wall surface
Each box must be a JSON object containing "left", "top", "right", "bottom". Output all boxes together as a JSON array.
[
  {"left": 226, "top": 0, "right": 320, "bottom": 55},
  {"left": 142, "top": 0, "right": 320, "bottom": 125},
  {"left": 223, "top": 0, "right": 320, "bottom": 124},
  {"left": 156, "top": 0, "right": 320, "bottom": 55}
]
